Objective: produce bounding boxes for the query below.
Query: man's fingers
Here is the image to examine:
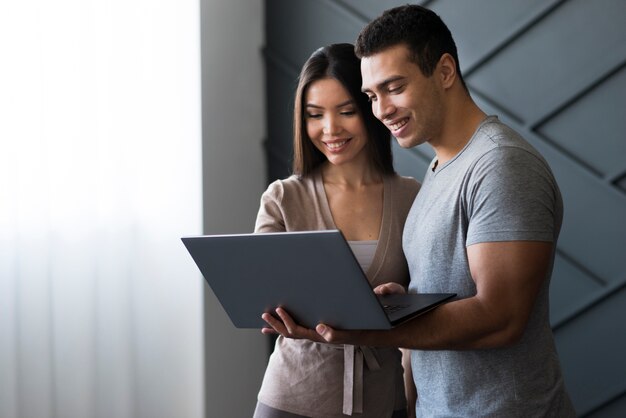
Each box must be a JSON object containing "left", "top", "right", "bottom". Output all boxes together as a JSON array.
[
  {"left": 316, "top": 324, "right": 366, "bottom": 345},
  {"left": 316, "top": 323, "right": 336, "bottom": 342},
  {"left": 373, "top": 282, "right": 406, "bottom": 295},
  {"left": 373, "top": 285, "right": 388, "bottom": 295}
]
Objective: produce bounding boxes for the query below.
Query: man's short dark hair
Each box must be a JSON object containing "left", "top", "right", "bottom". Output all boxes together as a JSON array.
[{"left": 355, "top": 4, "right": 467, "bottom": 91}]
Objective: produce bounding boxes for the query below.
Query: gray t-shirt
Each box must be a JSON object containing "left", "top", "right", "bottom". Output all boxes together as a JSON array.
[{"left": 404, "top": 116, "right": 575, "bottom": 417}]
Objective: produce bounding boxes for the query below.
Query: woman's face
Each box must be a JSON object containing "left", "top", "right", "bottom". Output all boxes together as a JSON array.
[{"left": 304, "top": 77, "right": 369, "bottom": 167}]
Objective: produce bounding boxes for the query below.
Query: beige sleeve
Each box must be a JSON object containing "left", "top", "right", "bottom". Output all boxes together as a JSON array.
[{"left": 254, "top": 181, "right": 286, "bottom": 233}]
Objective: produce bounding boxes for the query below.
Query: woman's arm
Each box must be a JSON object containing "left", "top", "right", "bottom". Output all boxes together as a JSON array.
[{"left": 254, "top": 182, "right": 286, "bottom": 233}]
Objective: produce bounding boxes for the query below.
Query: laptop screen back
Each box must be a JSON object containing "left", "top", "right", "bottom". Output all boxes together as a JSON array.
[{"left": 181, "top": 230, "right": 393, "bottom": 329}]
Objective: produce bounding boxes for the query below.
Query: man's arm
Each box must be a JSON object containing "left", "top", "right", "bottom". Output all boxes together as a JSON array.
[
  {"left": 401, "top": 348, "right": 417, "bottom": 418},
  {"left": 316, "top": 240, "right": 553, "bottom": 349}
]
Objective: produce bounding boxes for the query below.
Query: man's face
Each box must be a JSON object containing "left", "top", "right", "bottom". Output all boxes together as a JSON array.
[{"left": 361, "top": 44, "right": 444, "bottom": 149}]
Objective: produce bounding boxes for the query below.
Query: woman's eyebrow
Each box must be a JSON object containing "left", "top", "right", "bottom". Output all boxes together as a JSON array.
[
  {"left": 335, "top": 99, "right": 354, "bottom": 108},
  {"left": 306, "top": 99, "right": 354, "bottom": 109}
]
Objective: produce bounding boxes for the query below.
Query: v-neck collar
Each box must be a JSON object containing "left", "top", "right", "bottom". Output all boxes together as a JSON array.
[
  {"left": 431, "top": 115, "right": 497, "bottom": 176},
  {"left": 312, "top": 170, "right": 391, "bottom": 281}
]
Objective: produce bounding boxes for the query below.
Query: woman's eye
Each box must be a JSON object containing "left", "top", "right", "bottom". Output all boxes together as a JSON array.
[
  {"left": 340, "top": 110, "right": 356, "bottom": 116},
  {"left": 306, "top": 113, "right": 322, "bottom": 119}
]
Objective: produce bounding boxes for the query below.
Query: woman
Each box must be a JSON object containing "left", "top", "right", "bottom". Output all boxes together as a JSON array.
[{"left": 253, "top": 43, "right": 419, "bottom": 418}]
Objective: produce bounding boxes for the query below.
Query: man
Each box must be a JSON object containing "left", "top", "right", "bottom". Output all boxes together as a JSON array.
[{"left": 263, "top": 5, "right": 575, "bottom": 417}]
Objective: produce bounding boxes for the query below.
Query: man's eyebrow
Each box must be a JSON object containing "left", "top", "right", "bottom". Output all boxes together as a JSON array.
[{"left": 362, "top": 75, "right": 405, "bottom": 93}]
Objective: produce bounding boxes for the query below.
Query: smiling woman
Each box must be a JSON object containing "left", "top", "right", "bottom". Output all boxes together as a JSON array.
[
  {"left": 0, "top": 1, "right": 204, "bottom": 418},
  {"left": 304, "top": 77, "right": 370, "bottom": 168},
  {"left": 253, "top": 43, "right": 420, "bottom": 418}
]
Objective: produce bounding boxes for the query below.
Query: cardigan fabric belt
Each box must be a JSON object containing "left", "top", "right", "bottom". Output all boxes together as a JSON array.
[{"left": 341, "top": 345, "right": 381, "bottom": 415}]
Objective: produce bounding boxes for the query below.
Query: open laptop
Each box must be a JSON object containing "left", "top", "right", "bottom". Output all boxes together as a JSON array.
[{"left": 181, "top": 230, "right": 456, "bottom": 330}]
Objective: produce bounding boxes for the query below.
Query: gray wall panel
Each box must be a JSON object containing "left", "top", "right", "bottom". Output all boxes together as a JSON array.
[
  {"left": 431, "top": 0, "right": 559, "bottom": 71},
  {"left": 586, "top": 393, "right": 626, "bottom": 418},
  {"left": 550, "top": 252, "right": 603, "bottom": 326},
  {"left": 337, "top": 0, "right": 428, "bottom": 21},
  {"left": 616, "top": 174, "right": 626, "bottom": 193},
  {"left": 266, "top": 0, "right": 364, "bottom": 71},
  {"left": 555, "top": 286, "right": 626, "bottom": 414},
  {"left": 536, "top": 66, "right": 626, "bottom": 179},
  {"left": 467, "top": 0, "right": 626, "bottom": 124}
]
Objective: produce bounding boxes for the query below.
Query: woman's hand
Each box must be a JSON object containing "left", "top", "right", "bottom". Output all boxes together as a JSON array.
[
  {"left": 261, "top": 307, "right": 327, "bottom": 343},
  {"left": 373, "top": 282, "right": 407, "bottom": 295}
]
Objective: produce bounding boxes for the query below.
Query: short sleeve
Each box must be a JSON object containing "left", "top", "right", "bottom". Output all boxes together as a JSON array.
[{"left": 464, "top": 146, "right": 561, "bottom": 246}]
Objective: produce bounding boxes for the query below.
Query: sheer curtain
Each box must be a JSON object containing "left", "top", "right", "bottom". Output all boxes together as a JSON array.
[{"left": 0, "top": 1, "right": 204, "bottom": 417}]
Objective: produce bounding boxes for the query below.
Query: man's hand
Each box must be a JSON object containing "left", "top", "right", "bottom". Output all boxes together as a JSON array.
[
  {"left": 312, "top": 282, "right": 404, "bottom": 344},
  {"left": 374, "top": 282, "right": 407, "bottom": 295},
  {"left": 261, "top": 281, "right": 408, "bottom": 346},
  {"left": 261, "top": 307, "right": 382, "bottom": 346},
  {"left": 314, "top": 323, "right": 370, "bottom": 345}
]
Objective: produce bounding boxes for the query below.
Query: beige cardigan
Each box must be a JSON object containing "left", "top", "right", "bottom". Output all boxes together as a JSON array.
[{"left": 254, "top": 170, "right": 420, "bottom": 417}]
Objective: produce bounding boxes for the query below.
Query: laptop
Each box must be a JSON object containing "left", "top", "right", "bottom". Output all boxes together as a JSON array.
[{"left": 181, "top": 230, "right": 456, "bottom": 330}]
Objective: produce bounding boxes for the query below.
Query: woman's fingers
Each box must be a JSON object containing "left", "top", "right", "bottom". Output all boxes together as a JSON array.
[
  {"left": 261, "top": 307, "right": 327, "bottom": 343},
  {"left": 275, "top": 307, "right": 297, "bottom": 334},
  {"left": 261, "top": 308, "right": 306, "bottom": 339},
  {"left": 262, "top": 312, "right": 287, "bottom": 334}
]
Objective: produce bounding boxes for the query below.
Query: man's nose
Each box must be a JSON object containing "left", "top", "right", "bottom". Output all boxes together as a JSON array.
[{"left": 374, "top": 96, "right": 395, "bottom": 121}]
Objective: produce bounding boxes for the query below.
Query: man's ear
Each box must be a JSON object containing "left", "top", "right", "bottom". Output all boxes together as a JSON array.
[{"left": 437, "top": 53, "right": 457, "bottom": 89}]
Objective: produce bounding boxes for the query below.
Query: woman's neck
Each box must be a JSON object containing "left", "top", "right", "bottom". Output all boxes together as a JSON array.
[{"left": 321, "top": 160, "right": 381, "bottom": 188}]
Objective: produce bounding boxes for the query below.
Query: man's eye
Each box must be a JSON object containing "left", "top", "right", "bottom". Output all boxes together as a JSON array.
[
  {"left": 366, "top": 95, "right": 377, "bottom": 102},
  {"left": 389, "top": 85, "right": 404, "bottom": 93}
]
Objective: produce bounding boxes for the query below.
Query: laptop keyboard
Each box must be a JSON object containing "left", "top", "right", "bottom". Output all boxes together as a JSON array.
[{"left": 383, "top": 304, "right": 409, "bottom": 314}]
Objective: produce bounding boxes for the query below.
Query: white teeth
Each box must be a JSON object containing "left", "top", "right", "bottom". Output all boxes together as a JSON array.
[
  {"left": 389, "top": 119, "right": 408, "bottom": 131},
  {"left": 326, "top": 140, "right": 348, "bottom": 149}
]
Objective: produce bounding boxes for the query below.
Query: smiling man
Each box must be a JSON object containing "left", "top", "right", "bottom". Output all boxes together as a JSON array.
[
  {"left": 263, "top": 4, "right": 576, "bottom": 417},
  {"left": 346, "top": 5, "right": 575, "bottom": 416}
]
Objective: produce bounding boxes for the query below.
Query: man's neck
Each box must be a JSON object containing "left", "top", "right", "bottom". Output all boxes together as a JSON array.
[{"left": 430, "top": 95, "right": 487, "bottom": 167}]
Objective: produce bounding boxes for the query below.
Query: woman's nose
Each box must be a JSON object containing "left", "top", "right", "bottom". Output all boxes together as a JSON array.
[{"left": 322, "top": 116, "right": 341, "bottom": 135}]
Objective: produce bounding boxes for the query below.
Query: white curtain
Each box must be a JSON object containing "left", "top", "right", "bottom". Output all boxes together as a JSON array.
[{"left": 0, "top": 1, "right": 204, "bottom": 417}]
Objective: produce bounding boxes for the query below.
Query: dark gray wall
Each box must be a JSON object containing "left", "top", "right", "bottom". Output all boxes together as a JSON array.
[{"left": 263, "top": 0, "right": 626, "bottom": 416}]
